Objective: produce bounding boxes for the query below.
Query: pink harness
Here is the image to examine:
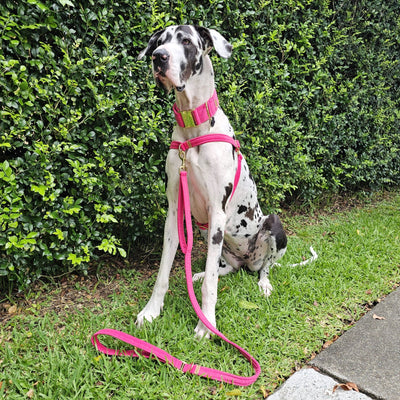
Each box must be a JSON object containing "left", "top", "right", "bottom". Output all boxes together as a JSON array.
[
  {"left": 91, "top": 93, "right": 261, "bottom": 386},
  {"left": 170, "top": 134, "right": 243, "bottom": 230}
]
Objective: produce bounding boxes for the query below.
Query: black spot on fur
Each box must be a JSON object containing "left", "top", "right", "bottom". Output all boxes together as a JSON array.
[
  {"left": 176, "top": 25, "right": 193, "bottom": 35},
  {"left": 211, "top": 116, "right": 215, "bottom": 127},
  {"left": 180, "top": 61, "right": 186, "bottom": 75},
  {"left": 238, "top": 205, "right": 247, "bottom": 214},
  {"left": 212, "top": 228, "right": 223, "bottom": 245},
  {"left": 247, "top": 233, "right": 259, "bottom": 253},
  {"left": 221, "top": 183, "right": 233, "bottom": 211},
  {"left": 163, "top": 32, "right": 172, "bottom": 44},
  {"left": 182, "top": 45, "right": 199, "bottom": 80},
  {"left": 240, "top": 219, "right": 247, "bottom": 227},
  {"left": 224, "top": 41, "right": 233, "bottom": 53},
  {"left": 195, "top": 57, "right": 203, "bottom": 74}
]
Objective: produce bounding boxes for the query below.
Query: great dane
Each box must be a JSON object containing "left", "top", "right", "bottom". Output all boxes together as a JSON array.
[{"left": 136, "top": 25, "right": 287, "bottom": 339}]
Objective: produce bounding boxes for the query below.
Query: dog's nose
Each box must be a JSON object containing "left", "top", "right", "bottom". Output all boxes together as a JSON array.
[{"left": 152, "top": 49, "right": 170, "bottom": 64}]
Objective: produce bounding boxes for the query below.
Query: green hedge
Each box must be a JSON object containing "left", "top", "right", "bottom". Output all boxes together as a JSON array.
[{"left": 1, "top": 0, "right": 399, "bottom": 286}]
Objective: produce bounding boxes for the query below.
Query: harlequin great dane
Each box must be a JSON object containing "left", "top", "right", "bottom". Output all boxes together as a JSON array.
[{"left": 136, "top": 25, "right": 287, "bottom": 339}]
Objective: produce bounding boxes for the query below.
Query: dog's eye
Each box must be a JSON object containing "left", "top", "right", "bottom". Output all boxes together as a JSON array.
[{"left": 182, "top": 38, "right": 191, "bottom": 45}]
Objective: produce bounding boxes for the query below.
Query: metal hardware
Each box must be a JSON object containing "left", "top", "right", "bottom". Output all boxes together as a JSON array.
[
  {"left": 178, "top": 144, "right": 187, "bottom": 171},
  {"left": 180, "top": 110, "right": 196, "bottom": 128}
]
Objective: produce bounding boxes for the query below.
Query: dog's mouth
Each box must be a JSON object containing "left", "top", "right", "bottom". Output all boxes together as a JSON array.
[{"left": 154, "top": 68, "right": 185, "bottom": 93}]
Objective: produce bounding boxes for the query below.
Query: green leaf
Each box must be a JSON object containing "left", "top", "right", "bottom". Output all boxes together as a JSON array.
[
  {"left": 118, "top": 247, "right": 127, "bottom": 258},
  {"left": 30, "top": 184, "right": 47, "bottom": 197},
  {"left": 59, "top": 0, "right": 75, "bottom": 6},
  {"left": 26, "top": 232, "right": 39, "bottom": 239},
  {"left": 238, "top": 300, "right": 259, "bottom": 310},
  {"left": 27, "top": 0, "right": 49, "bottom": 11}
]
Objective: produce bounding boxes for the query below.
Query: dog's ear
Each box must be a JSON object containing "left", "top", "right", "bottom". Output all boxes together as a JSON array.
[
  {"left": 138, "top": 29, "right": 165, "bottom": 60},
  {"left": 195, "top": 26, "right": 232, "bottom": 59}
]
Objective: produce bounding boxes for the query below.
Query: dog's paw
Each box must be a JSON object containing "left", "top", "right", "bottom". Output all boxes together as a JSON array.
[
  {"left": 258, "top": 278, "right": 273, "bottom": 297},
  {"left": 136, "top": 303, "right": 162, "bottom": 327},
  {"left": 192, "top": 272, "right": 205, "bottom": 282},
  {"left": 194, "top": 321, "right": 212, "bottom": 340}
]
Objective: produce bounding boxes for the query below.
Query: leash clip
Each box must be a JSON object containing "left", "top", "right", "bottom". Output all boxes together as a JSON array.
[{"left": 178, "top": 144, "right": 187, "bottom": 171}]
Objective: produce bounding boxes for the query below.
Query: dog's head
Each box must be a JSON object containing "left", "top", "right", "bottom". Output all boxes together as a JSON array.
[{"left": 138, "top": 25, "right": 232, "bottom": 92}]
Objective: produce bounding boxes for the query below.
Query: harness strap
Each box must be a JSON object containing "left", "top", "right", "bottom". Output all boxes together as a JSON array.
[
  {"left": 91, "top": 134, "right": 260, "bottom": 386},
  {"left": 171, "top": 134, "right": 243, "bottom": 230},
  {"left": 170, "top": 133, "right": 239, "bottom": 151}
]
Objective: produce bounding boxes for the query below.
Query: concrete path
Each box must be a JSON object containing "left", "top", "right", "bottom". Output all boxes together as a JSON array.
[{"left": 269, "top": 287, "right": 400, "bottom": 400}]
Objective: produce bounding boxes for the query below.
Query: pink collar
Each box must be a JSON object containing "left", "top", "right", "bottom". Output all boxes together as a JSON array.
[{"left": 173, "top": 90, "right": 219, "bottom": 128}]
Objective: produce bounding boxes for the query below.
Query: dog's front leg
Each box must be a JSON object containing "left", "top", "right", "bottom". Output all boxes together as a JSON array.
[
  {"left": 136, "top": 203, "right": 179, "bottom": 327},
  {"left": 194, "top": 212, "right": 226, "bottom": 339}
]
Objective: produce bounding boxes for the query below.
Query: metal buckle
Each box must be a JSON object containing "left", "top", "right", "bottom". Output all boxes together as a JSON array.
[
  {"left": 180, "top": 110, "right": 196, "bottom": 128},
  {"left": 178, "top": 143, "right": 187, "bottom": 171}
]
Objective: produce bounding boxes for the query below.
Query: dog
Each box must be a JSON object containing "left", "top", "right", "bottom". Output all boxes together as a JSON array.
[{"left": 136, "top": 25, "right": 287, "bottom": 339}]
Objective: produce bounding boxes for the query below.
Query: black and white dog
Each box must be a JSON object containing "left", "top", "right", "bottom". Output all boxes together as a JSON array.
[{"left": 136, "top": 26, "right": 287, "bottom": 339}]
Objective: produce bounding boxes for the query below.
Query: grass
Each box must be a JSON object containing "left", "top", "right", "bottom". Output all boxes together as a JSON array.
[{"left": 1, "top": 192, "right": 400, "bottom": 399}]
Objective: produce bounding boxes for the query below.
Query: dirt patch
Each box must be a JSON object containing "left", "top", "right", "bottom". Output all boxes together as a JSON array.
[
  {"left": 0, "top": 236, "right": 208, "bottom": 325},
  {"left": 1, "top": 267, "right": 122, "bottom": 324}
]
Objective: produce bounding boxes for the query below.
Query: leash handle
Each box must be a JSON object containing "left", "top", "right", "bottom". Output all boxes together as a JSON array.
[{"left": 91, "top": 328, "right": 185, "bottom": 369}]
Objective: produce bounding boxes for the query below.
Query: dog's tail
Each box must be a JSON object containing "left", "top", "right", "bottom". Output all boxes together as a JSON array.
[
  {"left": 275, "top": 246, "right": 318, "bottom": 268},
  {"left": 288, "top": 246, "right": 318, "bottom": 267}
]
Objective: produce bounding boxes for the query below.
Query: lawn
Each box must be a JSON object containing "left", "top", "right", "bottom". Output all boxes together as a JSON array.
[{"left": 1, "top": 192, "right": 399, "bottom": 399}]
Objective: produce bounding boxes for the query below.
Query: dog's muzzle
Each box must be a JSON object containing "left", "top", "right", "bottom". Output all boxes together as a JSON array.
[
  {"left": 152, "top": 48, "right": 185, "bottom": 92},
  {"left": 152, "top": 48, "right": 170, "bottom": 73}
]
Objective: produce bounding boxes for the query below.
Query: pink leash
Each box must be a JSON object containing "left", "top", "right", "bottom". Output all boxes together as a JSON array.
[{"left": 91, "top": 135, "right": 260, "bottom": 386}]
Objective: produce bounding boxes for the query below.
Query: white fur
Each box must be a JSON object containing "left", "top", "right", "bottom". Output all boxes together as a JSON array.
[{"left": 136, "top": 26, "right": 288, "bottom": 339}]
